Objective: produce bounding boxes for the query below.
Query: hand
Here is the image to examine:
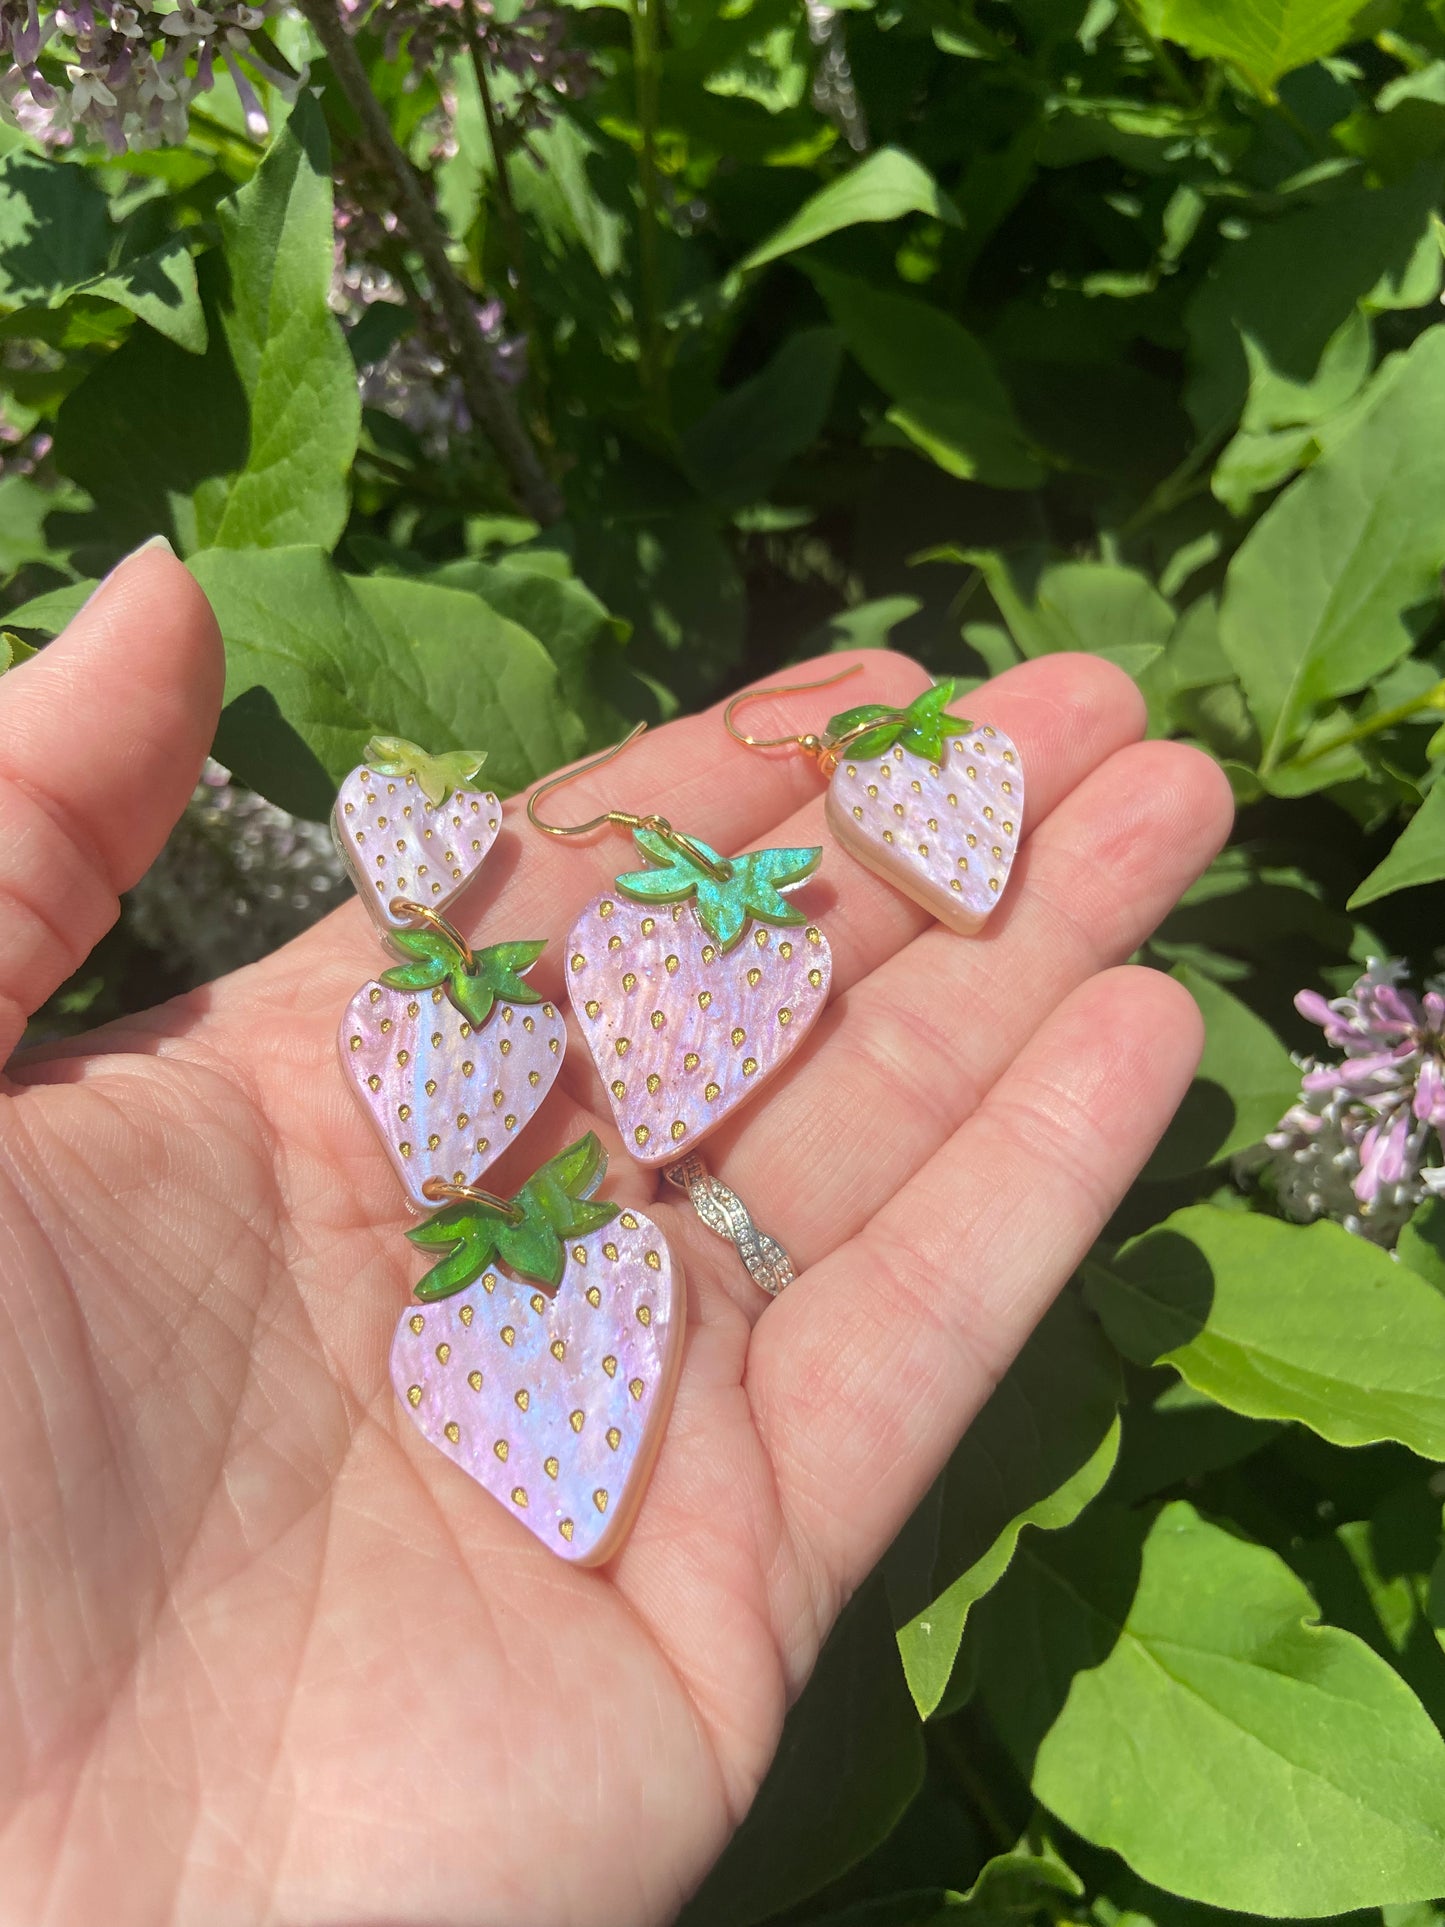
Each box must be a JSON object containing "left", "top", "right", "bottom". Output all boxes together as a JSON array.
[{"left": 0, "top": 548, "right": 1232, "bottom": 1925}]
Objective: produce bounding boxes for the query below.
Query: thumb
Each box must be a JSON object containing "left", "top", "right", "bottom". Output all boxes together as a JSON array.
[{"left": 0, "top": 539, "right": 225, "bottom": 1064}]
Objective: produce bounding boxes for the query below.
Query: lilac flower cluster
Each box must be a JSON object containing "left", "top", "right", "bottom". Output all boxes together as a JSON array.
[
  {"left": 0, "top": 0, "right": 301, "bottom": 152},
  {"left": 346, "top": 0, "right": 589, "bottom": 131},
  {"left": 1247, "top": 960, "right": 1445, "bottom": 1245}
]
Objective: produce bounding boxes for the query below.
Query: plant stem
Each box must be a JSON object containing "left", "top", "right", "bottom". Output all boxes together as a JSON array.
[
  {"left": 1120, "top": 0, "right": 1196, "bottom": 107},
  {"left": 461, "top": 0, "right": 551, "bottom": 429},
  {"left": 1291, "top": 681, "right": 1445, "bottom": 766},
  {"left": 628, "top": 0, "right": 666, "bottom": 425},
  {"left": 298, "top": 0, "right": 561, "bottom": 523}
]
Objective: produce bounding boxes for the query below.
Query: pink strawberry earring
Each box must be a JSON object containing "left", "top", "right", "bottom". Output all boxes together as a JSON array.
[
  {"left": 725, "top": 668, "right": 1025, "bottom": 933},
  {"left": 527, "top": 727, "right": 833, "bottom": 1297},
  {"left": 334, "top": 737, "right": 683, "bottom": 1566}
]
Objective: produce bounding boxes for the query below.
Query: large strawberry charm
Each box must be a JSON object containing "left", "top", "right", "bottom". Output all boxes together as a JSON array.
[
  {"left": 341, "top": 922, "right": 563, "bottom": 1209},
  {"left": 565, "top": 829, "right": 831, "bottom": 1164},
  {"left": 823, "top": 680, "right": 1024, "bottom": 934},
  {"left": 333, "top": 735, "right": 502, "bottom": 931},
  {"left": 391, "top": 1135, "right": 683, "bottom": 1565}
]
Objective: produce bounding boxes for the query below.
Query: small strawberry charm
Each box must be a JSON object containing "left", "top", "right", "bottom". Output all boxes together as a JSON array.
[
  {"left": 565, "top": 829, "right": 831, "bottom": 1164},
  {"left": 823, "top": 680, "right": 1024, "bottom": 933},
  {"left": 390, "top": 1134, "right": 683, "bottom": 1565},
  {"left": 333, "top": 735, "right": 502, "bottom": 931},
  {"left": 341, "top": 919, "right": 564, "bottom": 1209}
]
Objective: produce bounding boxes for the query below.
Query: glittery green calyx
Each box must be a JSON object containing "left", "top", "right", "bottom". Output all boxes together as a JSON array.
[
  {"left": 381, "top": 926, "right": 545, "bottom": 1029},
  {"left": 364, "top": 734, "right": 486, "bottom": 808},
  {"left": 615, "top": 827, "right": 821, "bottom": 952},
  {"left": 825, "top": 678, "right": 970, "bottom": 765},
  {"left": 408, "top": 1133, "right": 619, "bottom": 1298}
]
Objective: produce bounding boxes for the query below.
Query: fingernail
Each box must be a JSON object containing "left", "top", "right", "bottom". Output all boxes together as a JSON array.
[{"left": 80, "top": 534, "right": 177, "bottom": 615}]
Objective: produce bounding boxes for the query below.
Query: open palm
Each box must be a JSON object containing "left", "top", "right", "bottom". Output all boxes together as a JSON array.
[{"left": 0, "top": 548, "right": 1232, "bottom": 1925}]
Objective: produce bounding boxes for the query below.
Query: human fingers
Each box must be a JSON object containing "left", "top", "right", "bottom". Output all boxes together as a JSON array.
[{"left": 0, "top": 544, "right": 224, "bottom": 1065}]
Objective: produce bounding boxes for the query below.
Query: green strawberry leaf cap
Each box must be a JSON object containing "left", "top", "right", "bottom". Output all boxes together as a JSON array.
[
  {"left": 824, "top": 678, "right": 971, "bottom": 765},
  {"left": 381, "top": 923, "right": 546, "bottom": 1029},
  {"left": 407, "top": 1132, "right": 620, "bottom": 1298},
  {"left": 364, "top": 734, "right": 487, "bottom": 808},
  {"left": 615, "top": 827, "right": 821, "bottom": 952}
]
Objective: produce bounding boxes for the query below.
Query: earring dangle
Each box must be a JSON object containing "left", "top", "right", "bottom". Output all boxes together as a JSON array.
[
  {"left": 529, "top": 727, "right": 833, "bottom": 1297},
  {"left": 725, "top": 667, "right": 1025, "bottom": 935},
  {"left": 334, "top": 736, "right": 684, "bottom": 1566}
]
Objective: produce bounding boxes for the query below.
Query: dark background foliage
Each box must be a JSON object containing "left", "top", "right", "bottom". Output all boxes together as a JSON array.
[{"left": 9, "top": 0, "right": 1445, "bottom": 1920}]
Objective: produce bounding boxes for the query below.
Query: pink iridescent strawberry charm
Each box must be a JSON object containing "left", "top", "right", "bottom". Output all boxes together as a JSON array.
[
  {"left": 390, "top": 1134, "right": 683, "bottom": 1565},
  {"left": 726, "top": 671, "right": 1024, "bottom": 934},
  {"left": 528, "top": 730, "right": 829, "bottom": 1296},
  {"left": 333, "top": 735, "right": 502, "bottom": 932},
  {"left": 334, "top": 738, "right": 683, "bottom": 1563}
]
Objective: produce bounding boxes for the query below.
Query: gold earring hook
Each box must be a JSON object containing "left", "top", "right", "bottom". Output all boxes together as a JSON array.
[
  {"left": 723, "top": 662, "right": 866, "bottom": 755},
  {"left": 525, "top": 720, "right": 731, "bottom": 882}
]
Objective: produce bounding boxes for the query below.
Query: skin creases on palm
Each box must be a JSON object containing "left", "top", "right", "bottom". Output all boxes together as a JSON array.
[{"left": 0, "top": 549, "right": 1230, "bottom": 1925}]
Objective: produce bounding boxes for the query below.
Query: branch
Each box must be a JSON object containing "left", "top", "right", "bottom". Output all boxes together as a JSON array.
[{"left": 299, "top": 0, "right": 562, "bottom": 523}]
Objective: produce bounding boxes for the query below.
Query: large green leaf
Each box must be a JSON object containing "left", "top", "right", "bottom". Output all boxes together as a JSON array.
[
  {"left": 889, "top": 1291, "right": 1122, "bottom": 1719},
  {"left": 739, "top": 147, "right": 962, "bottom": 274},
  {"left": 1088, "top": 1206, "right": 1445, "bottom": 1457},
  {"left": 1186, "top": 167, "right": 1443, "bottom": 440},
  {"left": 1218, "top": 325, "right": 1445, "bottom": 774},
  {"left": 956, "top": 550, "right": 1171, "bottom": 678},
  {"left": 678, "top": 1575, "right": 925, "bottom": 1927},
  {"left": 681, "top": 326, "right": 844, "bottom": 507},
  {"left": 979, "top": 1501, "right": 1445, "bottom": 1913},
  {"left": 1144, "top": 0, "right": 1387, "bottom": 92},
  {"left": 811, "top": 269, "right": 1044, "bottom": 490},
  {"left": 179, "top": 547, "right": 581, "bottom": 817},
  {"left": 1349, "top": 778, "right": 1445, "bottom": 908},
  {"left": 208, "top": 95, "right": 359, "bottom": 548},
  {"left": 1143, "top": 966, "right": 1298, "bottom": 1178}
]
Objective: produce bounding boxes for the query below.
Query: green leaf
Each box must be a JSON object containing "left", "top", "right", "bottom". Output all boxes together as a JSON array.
[
  {"left": 1144, "top": 0, "right": 1388, "bottom": 91},
  {"left": 0, "top": 631, "right": 36, "bottom": 674},
  {"left": 1185, "top": 166, "right": 1443, "bottom": 440},
  {"left": 74, "top": 234, "right": 206, "bottom": 354},
  {"left": 960, "top": 550, "right": 1172, "bottom": 677},
  {"left": 447, "top": 940, "right": 548, "bottom": 1028},
  {"left": 183, "top": 548, "right": 582, "bottom": 819},
  {"left": 979, "top": 1500, "right": 1445, "bottom": 1913},
  {"left": 677, "top": 1574, "right": 925, "bottom": 1927},
  {"left": 810, "top": 268, "right": 1044, "bottom": 490},
  {"left": 738, "top": 147, "right": 963, "bottom": 274},
  {"left": 615, "top": 830, "right": 821, "bottom": 950},
  {"left": 682, "top": 327, "right": 844, "bottom": 508},
  {"left": 0, "top": 149, "right": 110, "bottom": 300},
  {"left": 1088, "top": 1205, "right": 1445, "bottom": 1458},
  {"left": 209, "top": 95, "right": 359, "bottom": 549},
  {"left": 1219, "top": 325, "right": 1445, "bottom": 772},
  {"left": 379, "top": 956, "right": 452, "bottom": 992},
  {"left": 889, "top": 1291, "right": 1122, "bottom": 1718},
  {"left": 1349, "top": 779, "right": 1445, "bottom": 908},
  {"left": 1399, "top": 1196, "right": 1445, "bottom": 1295},
  {"left": 496, "top": 1210, "right": 566, "bottom": 1289},
  {"left": 1143, "top": 966, "right": 1299, "bottom": 1178}
]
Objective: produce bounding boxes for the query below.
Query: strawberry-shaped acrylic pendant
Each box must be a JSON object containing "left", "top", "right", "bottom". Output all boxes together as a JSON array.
[
  {"left": 341, "top": 915, "right": 565, "bottom": 1208},
  {"left": 391, "top": 1134, "right": 683, "bottom": 1564},
  {"left": 333, "top": 735, "right": 502, "bottom": 932},
  {"left": 823, "top": 680, "right": 1023, "bottom": 933},
  {"left": 565, "top": 828, "right": 831, "bottom": 1164}
]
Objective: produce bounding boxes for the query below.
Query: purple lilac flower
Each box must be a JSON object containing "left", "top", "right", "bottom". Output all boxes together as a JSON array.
[
  {"left": 0, "top": 0, "right": 302, "bottom": 152},
  {"left": 347, "top": 0, "right": 590, "bottom": 130},
  {"left": 1244, "top": 960, "right": 1445, "bottom": 1245}
]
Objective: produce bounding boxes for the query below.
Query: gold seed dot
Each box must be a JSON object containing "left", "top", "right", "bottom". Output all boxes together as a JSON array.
[
  {"left": 483, "top": 1272, "right": 497, "bottom": 1292},
  {"left": 867, "top": 784, "right": 878, "bottom": 798},
  {"left": 665, "top": 954, "right": 680, "bottom": 974},
  {"left": 989, "top": 877, "right": 1000, "bottom": 892},
  {"left": 512, "top": 1487, "right": 529, "bottom": 1509},
  {"left": 349, "top": 1034, "right": 362, "bottom": 1052},
  {"left": 807, "top": 928, "right": 822, "bottom": 946},
  {"left": 399, "top": 1141, "right": 412, "bottom": 1158},
  {"left": 435, "top": 1342, "right": 451, "bottom": 1364},
  {"left": 641, "top": 916, "right": 655, "bottom": 935},
  {"left": 780, "top": 942, "right": 793, "bottom": 959},
  {"left": 573, "top": 1244, "right": 586, "bottom": 1264},
  {"left": 893, "top": 802, "right": 905, "bottom": 819},
  {"left": 530, "top": 1292, "right": 546, "bottom": 1315},
  {"left": 919, "top": 843, "right": 929, "bottom": 857},
  {"left": 504, "top": 1114, "right": 517, "bottom": 1130},
  {"left": 380, "top": 1017, "right": 392, "bottom": 1033},
  {"left": 853, "top": 805, "right": 863, "bottom": 820},
  {"left": 883, "top": 830, "right": 894, "bottom": 844},
  {"left": 608, "top": 935, "right": 622, "bottom": 951},
  {"left": 368, "top": 1074, "right": 380, "bottom": 1090},
  {"left": 559, "top": 1519, "right": 574, "bottom": 1541},
  {"left": 950, "top": 878, "right": 963, "bottom": 893},
  {"left": 515, "top": 1389, "right": 530, "bottom": 1411},
  {"left": 396, "top": 1048, "right": 409, "bottom": 1066},
  {"left": 611, "top": 1078, "right": 626, "bottom": 1099},
  {"left": 629, "top": 1378, "right": 644, "bottom": 1401},
  {"left": 743, "top": 1057, "right": 758, "bottom": 1075},
  {"left": 948, "top": 793, "right": 958, "bottom": 807},
  {"left": 607, "top": 1426, "right": 621, "bottom": 1450},
  {"left": 551, "top": 1338, "right": 566, "bottom": 1360},
  {"left": 1003, "top": 820, "right": 1014, "bottom": 835},
  {"left": 911, "top": 778, "right": 922, "bottom": 793},
  {"left": 604, "top": 1241, "right": 619, "bottom": 1261},
  {"left": 409, "top": 1312, "right": 425, "bottom": 1334},
  {"left": 755, "top": 929, "right": 769, "bottom": 949},
  {"left": 494, "top": 1439, "right": 509, "bottom": 1461},
  {"left": 427, "top": 1133, "right": 440, "bottom": 1151},
  {"left": 475, "top": 1138, "right": 490, "bottom": 1155},
  {"left": 444, "top": 1421, "right": 461, "bottom": 1444},
  {"left": 779, "top": 1008, "right": 792, "bottom": 1025},
  {"left": 501, "top": 1326, "right": 516, "bottom": 1346},
  {"left": 585, "top": 999, "right": 601, "bottom": 1018},
  {"left": 702, "top": 945, "right": 716, "bottom": 965},
  {"left": 407, "top": 1384, "right": 422, "bottom": 1406},
  {"left": 523, "top": 1015, "right": 535, "bottom": 1032},
  {"left": 705, "top": 1081, "right": 721, "bottom": 1101},
  {"left": 698, "top": 990, "right": 712, "bottom": 1010},
  {"left": 731, "top": 1026, "right": 745, "bottom": 1046},
  {"left": 671, "top": 1120, "right": 686, "bottom": 1141},
  {"left": 616, "top": 1037, "right": 630, "bottom": 1057},
  {"left": 621, "top": 971, "right": 637, "bottom": 994},
  {"left": 808, "top": 968, "right": 823, "bottom": 988},
  {"left": 544, "top": 1456, "right": 560, "bottom": 1479},
  {"left": 634, "top": 1125, "right": 650, "bottom": 1147},
  {"left": 586, "top": 1285, "right": 601, "bottom": 1307},
  {"left": 603, "top": 1355, "right": 618, "bottom": 1377},
  {"left": 594, "top": 1489, "right": 609, "bottom": 1514},
  {"left": 683, "top": 1051, "right": 700, "bottom": 1071},
  {"left": 468, "top": 1369, "right": 482, "bottom": 1391},
  {"left": 746, "top": 967, "right": 761, "bottom": 987},
  {"left": 599, "top": 900, "right": 614, "bottom": 918},
  {"left": 967, "top": 766, "right": 977, "bottom": 780},
  {"left": 646, "top": 1072, "right": 661, "bottom": 1094},
  {"left": 570, "top": 1410, "right": 585, "bottom": 1433},
  {"left": 620, "top": 1211, "right": 639, "bottom": 1229},
  {"left": 571, "top": 953, "right": 585, "bottom": 971},
  {"left": 398, "top": 1103, "right": 412, "bottom": 1122}
]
